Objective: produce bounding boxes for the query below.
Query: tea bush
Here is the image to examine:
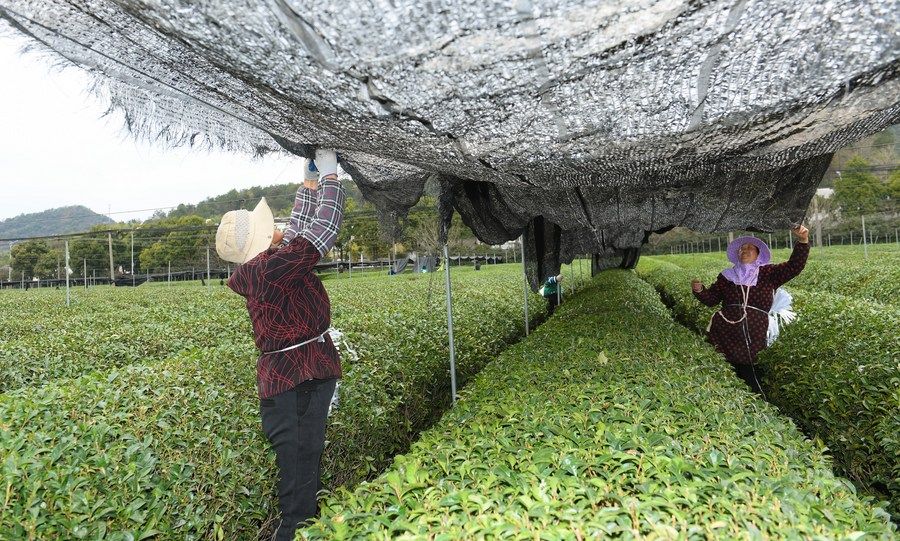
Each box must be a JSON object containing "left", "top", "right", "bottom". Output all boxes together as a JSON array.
[
  {"left": 637, "top": 256, "right": 900, "bottom": 516},
  {"left": 0, "top": 266, "right": 545, "bottom": 395},
  {"left": 0, "top": 265, "right": 556, "bottom": 539},
  {"left": 663, "top": 244, "right": 900, "bottom": 306},
  {"left": 302, "top": 271, "right": 895, "bottom": 539}
]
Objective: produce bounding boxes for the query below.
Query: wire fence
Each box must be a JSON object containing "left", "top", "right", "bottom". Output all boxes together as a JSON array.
[{"left": 644, "top": 212, "right": 900, "bottom": 255}]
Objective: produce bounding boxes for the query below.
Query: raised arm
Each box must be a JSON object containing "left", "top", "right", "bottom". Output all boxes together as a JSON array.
[
  {"left": 768, "top": 225, "right": 810, "bottom": 288},
  {"left": 282, "top": 160, "right": 322, "bottom": 245},
  {"left": 769, "top": 241, "right": 809, "bottom": 288},
  {"left": 299, "top": 150, "right": 345, "bottom": 256},
  {"left": 265, "top": 150, "right": 345, "bottom": 283}
]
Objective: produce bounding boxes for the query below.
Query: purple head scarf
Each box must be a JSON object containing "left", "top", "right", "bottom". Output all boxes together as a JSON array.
[{"left": 722, "top": 236, "right": 771, "bottom": 286}]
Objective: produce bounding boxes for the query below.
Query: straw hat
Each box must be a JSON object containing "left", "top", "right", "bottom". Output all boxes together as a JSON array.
[{"left": 216, "top": 197, "right": 275, "bottom": 264}]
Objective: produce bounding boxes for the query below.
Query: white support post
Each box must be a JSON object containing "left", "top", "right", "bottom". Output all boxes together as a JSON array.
[
  {"left": 64, "top": 241, "right": 71, "bottom": 307},
  {"left": 442, "top": 243, "right": 458, "bottom": 405},
  {"left": 861, "top": 215, "right": 868, "bottom": 259},
  {"left": 108, "top": 233, "right": 115, "bottom": 285},
  {"left": 131, "top": 231, "right": 135, "bottom": 287}
]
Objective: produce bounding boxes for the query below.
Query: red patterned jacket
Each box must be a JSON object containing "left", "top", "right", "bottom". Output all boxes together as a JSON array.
[{"left": 228, "top": 177, "right": 345, "bottom": 398}]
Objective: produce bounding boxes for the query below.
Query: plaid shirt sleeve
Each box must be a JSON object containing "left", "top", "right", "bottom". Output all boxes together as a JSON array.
[
  {"left": 282, "top": 186, "right": 320, "bottom": 245},
  {"left": 300, "top": 175, "right": 345, "bottom": 256}
]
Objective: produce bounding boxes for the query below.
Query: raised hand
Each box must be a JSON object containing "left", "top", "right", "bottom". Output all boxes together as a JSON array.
[{"left": 791, "top": 224, "right": 810, "bottom": 244}]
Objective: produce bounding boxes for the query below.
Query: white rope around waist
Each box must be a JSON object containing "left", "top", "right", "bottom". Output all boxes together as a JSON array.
[
  {"left": 705, "top": 286, "right": 794, "bottom": 348},
  {"left": 261, "top": 332, "right": 327, "bottom": 355}
]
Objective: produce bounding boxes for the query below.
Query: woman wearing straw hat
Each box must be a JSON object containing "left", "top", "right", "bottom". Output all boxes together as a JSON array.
[
  {"left": 691, "top": 225, "right": 809, "bottom": 394},
  {"left": 217, "top": 149, "right": 345, "bottom": 541}
]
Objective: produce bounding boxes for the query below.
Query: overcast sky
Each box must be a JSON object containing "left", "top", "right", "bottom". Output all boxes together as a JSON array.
[{"left": 0, "top": 34, "right": 297, "bottom": 224}]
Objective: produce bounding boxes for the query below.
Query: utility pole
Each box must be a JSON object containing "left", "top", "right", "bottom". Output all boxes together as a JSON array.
[{"left": 108, "top": 233, "right": 115, "bottom": 286}]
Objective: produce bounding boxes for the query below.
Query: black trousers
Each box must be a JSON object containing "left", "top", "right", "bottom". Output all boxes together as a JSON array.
[
  {"left": 260, "top": 378, "right": 337, "bottom": 541},
  {"left": 546, "top": 293, "right": 560, "bottom": 316},
  {"left": 733, "top": 363, "right": 765, "bottom": 395}
]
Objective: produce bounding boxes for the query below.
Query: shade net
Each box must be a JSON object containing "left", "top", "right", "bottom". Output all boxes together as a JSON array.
[{"left": 1, "top": 0, "right": 897, "bottom": 287}]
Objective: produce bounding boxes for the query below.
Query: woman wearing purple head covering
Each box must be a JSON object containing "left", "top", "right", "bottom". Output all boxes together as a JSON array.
[{"left": 691, "top": 225, "right": 810, "bottom": 394}]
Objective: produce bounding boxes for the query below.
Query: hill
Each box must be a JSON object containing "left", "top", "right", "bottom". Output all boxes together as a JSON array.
[
  {"left": 0, "top": 205, "right": 112, "bottom": 243},
  {"left": 166, "top": 179, "right": 365, "bottom": 220}
]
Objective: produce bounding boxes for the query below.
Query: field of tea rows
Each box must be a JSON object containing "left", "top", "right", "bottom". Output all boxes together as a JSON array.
[
  {"left": 1, "top": 264, "right": 583, "bottom": 539},
  {"left": 302, "top": 271, "right": 895, "bottom": 539},
  {"left": 637, "top": 245, "right": 900, "bottom": 517},
  {"left": 2, "top": 251, "right": 895, "bottom": 539}
]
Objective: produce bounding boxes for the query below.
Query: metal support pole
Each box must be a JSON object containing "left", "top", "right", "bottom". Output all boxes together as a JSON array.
[
  {"left": 83, "top": 259, "right": 87, "bottom": 290},
  {"left": 861, "top": 215, "right": 868, "bottom": 259},
  {"left": 442, "top": 244, "right": 458, "bottom": 405},
  {"left": 206, "top": 246, "right": 212, "bottom": 292},
  {"left": 522, "top": 240, "right": 529, "bottom": 336},
  {"left": 788, "top": 231, "right": 793, "bottom": 250},
  {"left": 64, "top": 241, "right": 71, "bottom": 307},
  {"left": 108, "top": 233, "right": 115, "bottom": 285},
  {"left": 168, "top": 261, "right": 171, "bottom": 285},
  {"left": 131, "top": 232, "right": 135, "bottom": 286}
]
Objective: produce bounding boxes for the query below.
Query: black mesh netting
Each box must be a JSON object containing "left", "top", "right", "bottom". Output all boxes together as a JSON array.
[{"left": 1, "top": 1, "right": 897, "bottom": 287}]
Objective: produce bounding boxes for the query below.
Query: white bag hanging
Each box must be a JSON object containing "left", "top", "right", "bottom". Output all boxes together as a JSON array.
[
  {"left": 767, "top": 287, "right": 797, "bottom": 346},
  {"left": 326, "top": 327, "right": 358, "bottom": 414}
]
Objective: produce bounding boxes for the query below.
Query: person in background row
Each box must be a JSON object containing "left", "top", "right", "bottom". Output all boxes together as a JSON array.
[
  {"left": 691, "top": 225, "right": 809, "bottom": 395},
  {"left": 217, "top": 149, "right": 345, "bottom": 541},
  {"left": 541, "top": 273, "right": 564, "bottom": 316}
]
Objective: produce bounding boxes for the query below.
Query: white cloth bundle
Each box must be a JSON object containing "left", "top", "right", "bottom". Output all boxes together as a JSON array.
[
  {"left": 326, "top": 327, "right": 358, "bottom": 415},
  {"left": 767, "top": 287, "right": 796, "bottom": 346}
]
